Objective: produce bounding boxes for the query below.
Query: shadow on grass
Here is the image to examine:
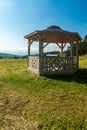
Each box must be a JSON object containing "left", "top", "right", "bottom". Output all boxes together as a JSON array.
[{"left": 46, "top": 69, "right": 87, "bottom": 85}]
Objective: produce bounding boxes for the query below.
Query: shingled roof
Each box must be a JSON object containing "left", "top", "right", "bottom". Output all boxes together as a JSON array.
[{"left": 24, "top": 25, "right": 82, "bottom": 43}]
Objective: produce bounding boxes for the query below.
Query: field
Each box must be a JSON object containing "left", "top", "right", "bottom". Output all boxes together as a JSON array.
[{"left": 0, "top": 55, "right": 87, "bottom": 130}]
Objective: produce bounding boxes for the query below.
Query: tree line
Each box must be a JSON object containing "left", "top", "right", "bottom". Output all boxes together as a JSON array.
[{"left": 79, "top": 34, "right": 87, "bottom": 55}]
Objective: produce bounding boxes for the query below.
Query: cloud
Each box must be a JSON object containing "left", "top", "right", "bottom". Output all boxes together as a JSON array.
[
  {"left": 44, "top": 43, "right": 61, "bottom": 52},
  {"left": 0, "top": 47, "right": 28, "bottom": 55},
  {"left": 31, "top": 43, "right": 61, "bottom": 54}
]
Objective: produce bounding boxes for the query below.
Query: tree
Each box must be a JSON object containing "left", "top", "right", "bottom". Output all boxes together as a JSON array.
[
  {"left": 83, "top": 34, "right": 87, "bottom": 42},
  {"left": 79, "top": 34, "right": 87, "bottom": 55},
  {"left": 14, "top": 56, "right": 19, "bottom": 59},
  {"left": 0, "top": 56, "right": 3, "bottom": 59}
]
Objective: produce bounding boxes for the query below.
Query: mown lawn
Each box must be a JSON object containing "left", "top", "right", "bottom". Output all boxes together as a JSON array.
[{"left": 0, "top": 55, "right": 87, "bottom": 130}]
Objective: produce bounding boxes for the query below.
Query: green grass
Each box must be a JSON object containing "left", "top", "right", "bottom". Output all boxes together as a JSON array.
[{"left": 0, "top": 56, "right": 87, "bottom": 130}]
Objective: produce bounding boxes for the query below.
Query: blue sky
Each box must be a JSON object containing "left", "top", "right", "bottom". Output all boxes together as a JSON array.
[{"left": 0, "top": 0, "right": 87, "bottom": 55}]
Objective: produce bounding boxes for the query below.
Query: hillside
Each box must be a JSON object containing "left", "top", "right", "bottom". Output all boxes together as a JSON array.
[
  {"left": 0, "top": 55, "right": 87, "bottom": 129},
  {"left": 0, "top": 53, "right": 22, "bottom": 58}
]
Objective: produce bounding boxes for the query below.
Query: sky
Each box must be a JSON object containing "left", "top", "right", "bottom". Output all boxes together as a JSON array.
[{"left": 0, "top": 0, "right": 87, "bottom": 55}]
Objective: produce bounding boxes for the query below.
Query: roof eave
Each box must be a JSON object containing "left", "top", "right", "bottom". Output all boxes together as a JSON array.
[{"left": 24, "top": 30, "right": 40, "bottom": 39}]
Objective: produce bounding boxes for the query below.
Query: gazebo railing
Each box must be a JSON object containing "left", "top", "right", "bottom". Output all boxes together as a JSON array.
[
  {"left": 28, "top": 56, "right": 39, "bottom": 73},
  {"left": 41, "top": 56, "right": 73, "bottom": 73},
  {"left": 28, "top": 56, "right": 77, "bottom": 74}
]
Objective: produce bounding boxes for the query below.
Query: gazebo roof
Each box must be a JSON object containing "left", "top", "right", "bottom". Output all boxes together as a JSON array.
[{"left": 24, "top": 25, "right": 82, "bottom": 43}]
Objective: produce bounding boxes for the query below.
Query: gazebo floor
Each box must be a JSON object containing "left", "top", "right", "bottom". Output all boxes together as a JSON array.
[{"left": 28, "top": 67, "right": 76, "bottom": 76}]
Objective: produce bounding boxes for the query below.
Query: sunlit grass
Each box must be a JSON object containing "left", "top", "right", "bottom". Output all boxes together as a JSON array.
[
  {"left": 0, "top": 55, "right": 87, "bottom": 129},
  {"left": 79, "top": 54, "right": 87, "bottom": 68}
]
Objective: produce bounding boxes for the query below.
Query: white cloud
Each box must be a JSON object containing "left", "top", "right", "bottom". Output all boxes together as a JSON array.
[
  {"left": 0, "top": 32, "right": 27, "bottom": 55},
  {"left": 0, "top": 47, "right": 27, "bottom": 55},
  {"left": 31, "top": 46, "right": 39, "bottom": 54},
  {"left": 30, "top": 43, "right": 61, "bottom": 54},
  {"left": 44, "top": 43, "right": 61, "bottom": 52}
]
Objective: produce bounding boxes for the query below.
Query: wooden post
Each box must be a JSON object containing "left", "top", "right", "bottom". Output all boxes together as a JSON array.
[
  {"left": 61, "top": 43, "right": 63, "bottom": 57},
  {"left": 28, "top": 39, "right": 30, "bottom": 68},
  {"left": 39, "top": 35, "right": 42, "bottom": 75},
  {"left": 28, "top": 39, "right": 30, "bottom": 56},
  {"left": 28, "top": 39, "right": 33, "bottom": 68},
  {"left": 28, "top": 39, "right": 33, "bottom": 56},
  {"left": 76, "top": 42, "right": 79, "bottom": 71},
  {"left": 70, "top": 42, "right": 73, "bottom": 71}
]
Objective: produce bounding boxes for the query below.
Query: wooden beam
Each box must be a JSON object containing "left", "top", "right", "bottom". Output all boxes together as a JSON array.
[
  {"left": 28, "top": 39, "right": 33, "bottom": 68},
  {"left": 56, "top": 43, "right": 61, "bottom": 48},
  {"left": 42, "top": 43, "right": 49, "bottom": 49},
  {"left": 28, "top": 39, "right": 30, "bottom": 56},
  {"left": 63, "top": 43, "right": 66, "bottom": 48},
  {"left": 76, "top": 42, "right": 79, "bottom": 71},
  {"left": 70, "top": 42, "right": 74, "bottom": 71},
  {"left": 30, "top": 40, "right": 33, "bottom": 46},
  {"left": 56, "top": 43, "right": 67, "bottom": 57},
  {"left": 70, "top": 42, "right": 74, "bottom": 57},
  {"left": 56, "top": 43, "right": 66, "bottom": 49},
  {"left": 28, "top": 39, "right": 33, "bottom": 56},
  {"left": 39, "top": 35, "right": 42, "bottom": 74},
  {"left": 61, "top": 43, "right": 63, "bottom": 57}
]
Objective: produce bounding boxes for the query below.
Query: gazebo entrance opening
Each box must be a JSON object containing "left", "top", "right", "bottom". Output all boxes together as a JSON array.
[{"left": 24, "top": 25, "right": 81, "bottom": 75}]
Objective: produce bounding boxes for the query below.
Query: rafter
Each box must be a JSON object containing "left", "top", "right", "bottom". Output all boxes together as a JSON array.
[
  {"left": 56, "top": 43, "right": 66, "bottom": 49},
  {"left": 42, "top": 43, "right": 49, "bottom": 49}
]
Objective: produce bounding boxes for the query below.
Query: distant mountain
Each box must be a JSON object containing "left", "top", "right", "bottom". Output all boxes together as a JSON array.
[
  {"left": 22, "top": 55, "right": 28, "bottom": 58},
  {"left": 0, "top": 53, "right": 22, "bottom": 59},
  {"left": 34, "top": 51, "right": 60, "bottom": 56},
  {"left": 0, "top": 51, "right": 60, "bottom": 59},
  {"left": 45, "top": 51, "right": 60, "bottom": 55}
]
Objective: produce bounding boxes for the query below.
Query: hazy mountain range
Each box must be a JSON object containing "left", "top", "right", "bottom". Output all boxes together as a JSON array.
[
  {"left": 0, "top": 51, "right": 60, "bottom": 59},
  {"left": 0, "top": 53, "right": 23, "bottom": 58}
]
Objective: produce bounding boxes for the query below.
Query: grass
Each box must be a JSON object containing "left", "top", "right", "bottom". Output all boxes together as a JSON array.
[{"left": 0, "top": 55, "right": 87, "bottom": 130}]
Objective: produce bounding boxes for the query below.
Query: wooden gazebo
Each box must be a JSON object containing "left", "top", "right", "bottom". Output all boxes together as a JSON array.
[{"left": 24, "top": 25, "right": 81, "bottom": 75}]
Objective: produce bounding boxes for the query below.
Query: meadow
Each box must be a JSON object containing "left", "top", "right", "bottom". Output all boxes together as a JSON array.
[{"left": 0, "top": 55, "right": 87, "bottom": 130}]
